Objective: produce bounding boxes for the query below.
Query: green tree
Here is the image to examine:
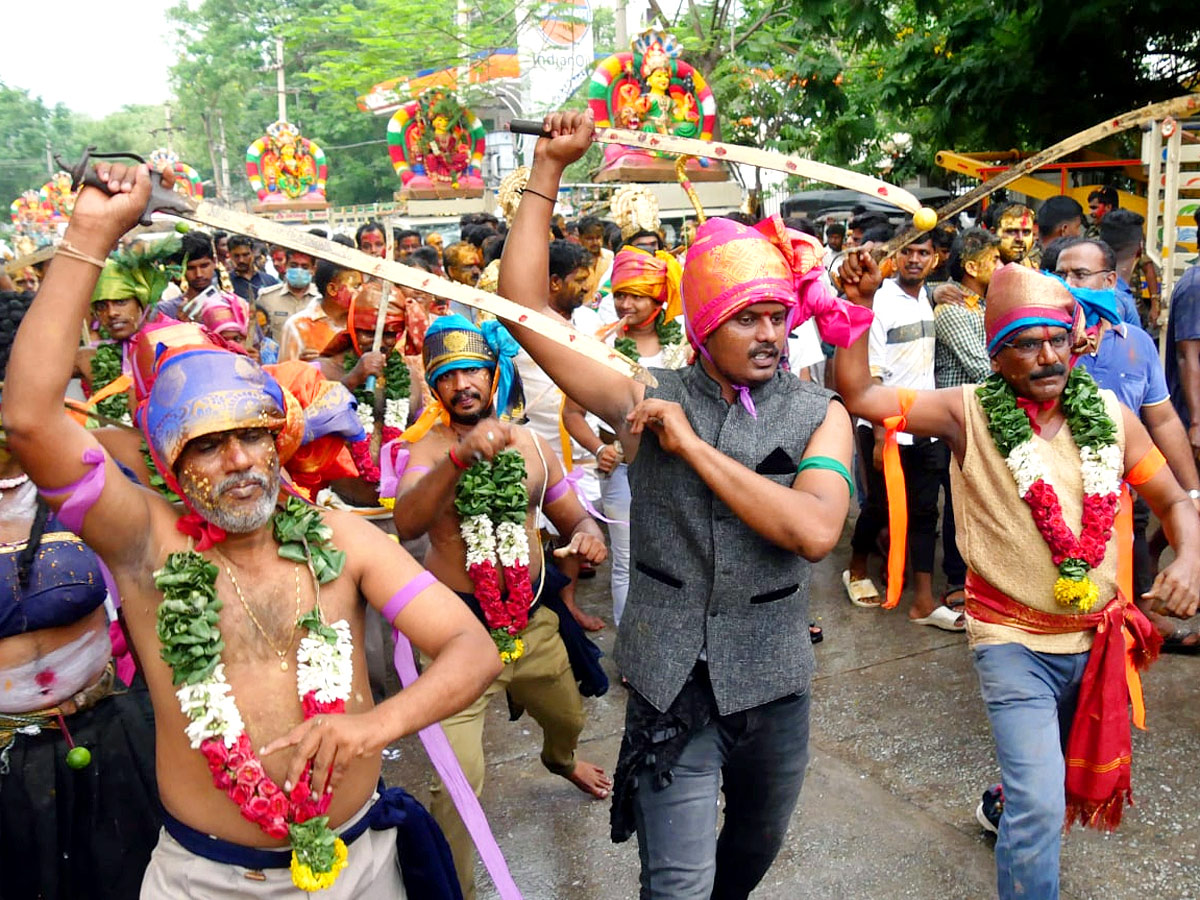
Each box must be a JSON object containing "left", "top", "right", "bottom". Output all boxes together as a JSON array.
[{"left": 0, "top": 83, "right": 74, "bottom": 216}]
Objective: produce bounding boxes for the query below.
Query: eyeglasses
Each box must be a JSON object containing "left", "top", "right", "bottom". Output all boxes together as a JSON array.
[
  {"left": 1000, "top": 333, "right": 1070, "bottom": 356},
  {"left": 1054, "top": 267, "right": 1113, "bottom": 281}
]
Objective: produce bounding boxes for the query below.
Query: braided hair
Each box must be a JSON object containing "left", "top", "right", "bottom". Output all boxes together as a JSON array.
[{"left": 0, "top": 290, "right": 50, "bottom": 588}]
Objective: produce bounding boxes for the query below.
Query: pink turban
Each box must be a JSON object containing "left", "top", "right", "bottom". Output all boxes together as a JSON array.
[{"left": 681, "top": 215, "right": 872, "bottom": 349}]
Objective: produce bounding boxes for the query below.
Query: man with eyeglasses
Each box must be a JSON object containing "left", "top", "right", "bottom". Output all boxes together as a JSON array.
[
  {"left": 835, "top": 257, "right": 1200, "bottom": 900},
  {"left": 1057, "top": 238, "right": 1200, "bottom": 648}
]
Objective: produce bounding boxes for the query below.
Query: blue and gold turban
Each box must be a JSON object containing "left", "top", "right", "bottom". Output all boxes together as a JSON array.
[{"left": 402, "top": 314, "right": 523, "bottom": 442}]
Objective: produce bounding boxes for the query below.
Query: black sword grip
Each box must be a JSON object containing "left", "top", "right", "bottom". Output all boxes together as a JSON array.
[
  {"left": 55, "top": 146, "right": 194, "bottom": 226},
  {"left": 507, "top": 119, "right": 551, "bottom": 137}
]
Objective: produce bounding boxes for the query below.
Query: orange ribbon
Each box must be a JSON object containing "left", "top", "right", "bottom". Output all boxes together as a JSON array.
[
  {"left": 1114, "top": 485, "right": 1146, "bottom": 729},
  {"left": 85, "top": 374, "right": 133, "bottom": 410},
  {"left": 881, "top": 388, "right": 916, "bottom": 609}
]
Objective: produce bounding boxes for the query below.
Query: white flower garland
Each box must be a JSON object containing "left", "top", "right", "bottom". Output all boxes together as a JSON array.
[
  {"left": 384, "top": 397, "right": 410, "bottom": 430},
  {"left": 296, "top": 619, "right": 354, "bottom": 705},
  {"left": 174, "top": 624, "right": 353, "bottom": 746},
  {"left": 461, "top": 514, "right": 496, "bottom": 567},
  {"left": 1002, "top": 438, "right": 1122, "bottom": 503},
  {"left": 495, "top": 521, "right": 529, "bottom": 567},
  {"left": 175, "top": 663, "right": 244, "bottom": 749}
]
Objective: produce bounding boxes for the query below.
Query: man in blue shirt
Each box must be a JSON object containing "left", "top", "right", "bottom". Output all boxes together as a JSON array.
[
  {"left": 227, "top": 234, "right": 278, "bottom": 303},
  {"left": 1163, "top": 211, "right": 1200, "bottom": 441},
  {"left": 1058, "top": 239, "right": 1200, "bottom": 648}
]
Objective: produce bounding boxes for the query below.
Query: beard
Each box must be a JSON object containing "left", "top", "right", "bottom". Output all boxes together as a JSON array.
[
  {"left": 446, "top": 387, "right": 495, "bottom": 426},
  {"left": 179, "top": 464, "right": 280, "bottom": 534}
]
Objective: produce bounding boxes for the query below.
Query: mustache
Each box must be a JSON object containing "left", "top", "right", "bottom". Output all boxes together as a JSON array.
[
  {"left": 1030, "top": 364, "right": 1067, "bottom": 380},
  {"left": 215, "top": 472, "right": 271, "bottom": 497},
  {"left": 451, "top": 389, "right": 483, "bottom": 406},
  {"left": 748, "top": 342, "right": 779, "bottom": 359}
]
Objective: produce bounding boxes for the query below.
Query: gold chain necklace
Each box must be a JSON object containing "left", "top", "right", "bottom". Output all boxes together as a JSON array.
[{"left": 219, "top": 558, "right": 303, "bottom": 671}]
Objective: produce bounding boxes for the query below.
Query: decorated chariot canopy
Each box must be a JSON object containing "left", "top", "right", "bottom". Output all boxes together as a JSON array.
[
  {"left": 245, "top": 120, "right": 329, "bottom": 210},
  {"left": 387, "top": 89, "right": 486, "bottom": 199},
  {"left": 10, "top": 170, "right": 76, "bottom": 236},
  {"left": 149, "top": 148, "right": 204, "bottom": 200},
  {"left": 587, "top": 29, "right": 725, "bottom": 183}
]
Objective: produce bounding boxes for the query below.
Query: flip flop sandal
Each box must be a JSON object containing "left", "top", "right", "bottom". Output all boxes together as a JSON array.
[
  {"left": 942, "top": 586, "right": 966, "bottom": 611},
  {"left": 910, "top": 604, "right": 966, "bottom": 632},
  {"left": 809, "top": 622, "right": 824, "bottom": 644},
  {"left": 842, "top": 570, "right": 883, "bottom": 607}
]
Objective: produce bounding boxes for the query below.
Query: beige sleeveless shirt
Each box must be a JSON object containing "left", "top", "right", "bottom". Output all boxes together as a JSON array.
[{"left": 950, "top": 384, "right": 1126, "bottom": 654}]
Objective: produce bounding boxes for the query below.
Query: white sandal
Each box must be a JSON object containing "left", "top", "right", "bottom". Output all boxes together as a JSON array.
[{"left": 842, "top": 570, "right": 883, "bottom": 607}]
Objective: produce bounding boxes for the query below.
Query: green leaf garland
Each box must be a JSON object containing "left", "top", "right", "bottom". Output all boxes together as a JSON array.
[
  {"left": 613, "top": 311, "right": 681, "bottom": 362},
  {"left": 343, "top": 348, "right": 410, "bottom": 407},
  {"left": 154, "top": 550, "right": 224, "bottom": 686},
  {"left": 141, "top": 440, "right": 182, "bottom": 503},
  {"left": 273, "top": 496, "right": 346, "bottom": 584},
  {"left": 453, "top": 448, "right": 528, "bottom": 524},
  {"left": 976, "top": 367, "right": 1113, "bottom": 456},
  {"left": 90, "top": 342, "right": 129, "bottom": 421}
]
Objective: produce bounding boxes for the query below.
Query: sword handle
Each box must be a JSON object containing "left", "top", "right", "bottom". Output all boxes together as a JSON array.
[
  {"left": 507, "top": 119, "right": 551, "bottom": 137},
  {"left": 55, "top": 146, "right": 195, "bottom": 226}
]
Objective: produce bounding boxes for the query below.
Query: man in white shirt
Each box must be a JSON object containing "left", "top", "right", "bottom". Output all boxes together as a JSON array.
[
  {"left": 515, "top": 239, "right": 608, "bottom": 630},
  {"left": 844, "top": 229, "right": 962, "bottom": 630}
]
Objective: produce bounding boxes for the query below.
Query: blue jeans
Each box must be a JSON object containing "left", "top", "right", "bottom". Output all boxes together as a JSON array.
[
  {"left": 632, "top": 689, "right": 810, "bottom": 899},
  {"left": 974, "top": 642, "right": 1089, "bottom": 900}
]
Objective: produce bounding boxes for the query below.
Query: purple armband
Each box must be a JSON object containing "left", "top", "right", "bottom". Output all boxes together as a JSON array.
[
  {"left": 39, "top": 447, "right": 107, "bottom": 536},
  {"left": 543, "top": 477, "right": 570, "bottom": 505},
  {"left": 381, "top": 570, "right": 436, "bottom": 623}
]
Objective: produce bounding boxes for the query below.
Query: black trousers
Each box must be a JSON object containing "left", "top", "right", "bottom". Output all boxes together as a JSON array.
[
  {"left": 851, "top": 425, "right": 943, "bottom": 575},
  {"left": 941, "top": 466, "right": 968, "bottom": 588}
]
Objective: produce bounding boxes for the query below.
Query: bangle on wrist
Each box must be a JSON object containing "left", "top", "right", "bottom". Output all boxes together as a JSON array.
[
  {"left": 448, "top": 445, "right": 470, "bottom": 471},
  {"left": 57, "top": 240, "right": 109, "bottom": 269},
  {"left": 518, "top": 186, "right": 557, "bottom": 205}
]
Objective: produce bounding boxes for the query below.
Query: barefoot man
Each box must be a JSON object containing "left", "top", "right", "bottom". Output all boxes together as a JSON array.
[
  {"left": 5, "top": 161, "right": 500, "bottom": 897},
  {"left": 392, "top": 313, "right": 613, "bottom": 900}
]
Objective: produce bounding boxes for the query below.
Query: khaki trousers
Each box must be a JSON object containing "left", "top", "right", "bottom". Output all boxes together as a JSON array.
[
  {"left": 139, "top": 796, "right": 405, "bottom": 899},
  {"left": 426, "top": 604, "right": 585, "bottom": 900}
]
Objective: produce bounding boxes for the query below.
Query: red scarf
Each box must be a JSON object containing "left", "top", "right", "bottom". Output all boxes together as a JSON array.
[{"left": 964, "top": 568, "right": 1161, "bottom": 830}]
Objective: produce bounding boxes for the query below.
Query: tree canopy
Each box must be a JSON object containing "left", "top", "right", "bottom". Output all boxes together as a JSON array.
[{"left": 2, "top": 0, "right": 1198, "bottom": 215}]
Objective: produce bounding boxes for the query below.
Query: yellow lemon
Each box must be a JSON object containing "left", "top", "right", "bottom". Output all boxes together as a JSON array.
[{"left": 913, "top": 207, "right": 938, "bottom": 232}]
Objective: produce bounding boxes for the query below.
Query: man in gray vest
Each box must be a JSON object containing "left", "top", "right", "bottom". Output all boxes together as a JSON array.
[{"left": 498, "top": 110, "right": 865, "bottom": 899}]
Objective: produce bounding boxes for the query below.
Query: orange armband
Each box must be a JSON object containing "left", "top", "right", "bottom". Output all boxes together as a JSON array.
[{"left": 1125, "top": 445, "right": 1166, "bottom": 486}]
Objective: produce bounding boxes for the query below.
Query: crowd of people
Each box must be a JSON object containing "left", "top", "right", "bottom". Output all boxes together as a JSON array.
[{"left": 0, "top": 110, "right": 1196, "bottom": 900}]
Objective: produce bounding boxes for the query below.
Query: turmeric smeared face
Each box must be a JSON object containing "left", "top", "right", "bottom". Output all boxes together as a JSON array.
[
  {"left": 175, "top": 428, "right": 280, "bottom": 533},
  {"left": 998, "top": 211, "right": 1035, "bottom": 263}
]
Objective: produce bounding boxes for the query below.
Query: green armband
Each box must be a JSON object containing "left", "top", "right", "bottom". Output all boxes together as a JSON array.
[{"left": 796, "top": 455, "right": 854, "bottom": 498}]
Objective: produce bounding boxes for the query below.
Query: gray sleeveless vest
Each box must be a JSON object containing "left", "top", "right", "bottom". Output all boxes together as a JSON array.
[{"left": 614, "top": 364, "right": 834, "bottom": 715}]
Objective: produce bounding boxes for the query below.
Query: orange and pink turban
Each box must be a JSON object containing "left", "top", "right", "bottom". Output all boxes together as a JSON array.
[
  {"left": 681, "top": 215, "right": 872, "bottom": 350},
  {"left": 611, "top": 247, "right": 683, "bottom": 322}
]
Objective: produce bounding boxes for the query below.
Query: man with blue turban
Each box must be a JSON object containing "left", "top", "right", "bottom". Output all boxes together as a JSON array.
[
  {"left": 392, "top": 313, "right": 613, "bottom": 900},
  {"left": 5, "top": 161, "right": 502, "bottom": 898}
]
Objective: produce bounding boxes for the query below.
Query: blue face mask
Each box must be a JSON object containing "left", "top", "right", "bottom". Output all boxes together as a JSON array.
[{"left": 285, "top": 266, "right": 312, "bottom": 289}]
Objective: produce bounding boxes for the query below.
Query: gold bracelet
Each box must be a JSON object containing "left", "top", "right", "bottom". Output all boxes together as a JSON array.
[{"left": 56, "top": 240, "right": 108, "bottom": 270}]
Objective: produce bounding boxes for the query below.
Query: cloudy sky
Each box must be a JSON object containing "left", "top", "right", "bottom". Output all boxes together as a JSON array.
[{"left": 1, "top": 3, "right": 177, "bottom": 118}]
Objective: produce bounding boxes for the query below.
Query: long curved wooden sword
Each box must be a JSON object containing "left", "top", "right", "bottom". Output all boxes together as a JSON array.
[
  {"left": 880, "top": 93, "right": 1200, "bottom": 259},
  {"left": 54, "top": 147, "right": 657, "bottom": 387}
]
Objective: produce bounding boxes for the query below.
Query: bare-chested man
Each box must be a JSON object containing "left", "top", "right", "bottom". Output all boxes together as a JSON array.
[
  {"left": 5, "top": 161, "right": 500, "bottom": 898},
  {"left": 391, "top": 313, "right": 612, "bottom": 900}
]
